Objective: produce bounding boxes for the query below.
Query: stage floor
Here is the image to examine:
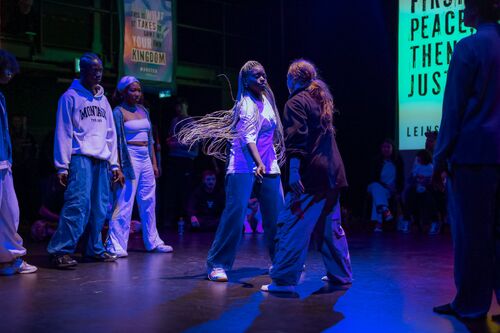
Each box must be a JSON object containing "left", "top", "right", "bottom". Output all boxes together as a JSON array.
[{"left": 1, "top": 230, "right": 499, "bottom": 333}]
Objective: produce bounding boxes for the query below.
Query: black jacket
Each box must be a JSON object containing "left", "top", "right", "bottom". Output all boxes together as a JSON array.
[{"left": 283, "top": 89, "right": 347, "bottom": 194}]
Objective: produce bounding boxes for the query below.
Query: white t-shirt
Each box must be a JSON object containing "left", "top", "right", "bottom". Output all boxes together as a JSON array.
[
  {"left": 380, "top": 160, "right": 396, "bottom": 187},
  {"left": 226, "top": 95, "right": 280, "bottom": 174}
]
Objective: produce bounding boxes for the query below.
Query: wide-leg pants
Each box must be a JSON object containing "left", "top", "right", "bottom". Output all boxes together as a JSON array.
[
  {"left": 106, "top": 145, "right": 164, "bottom": 256},
  {"left": 448, "top": 165, "right": 500, "bottom": 318},
  {"left": 47, "top": 155, "right": 110, "bottom": 256},
  {"left": 0, "top": 168, "right": 26, "bottom": 263},
  {"left": 270, "top": 191, "right": 353, "bottom": 286},
  {"left": 206, "top": 173, "right": 284, "bottom": 271}
]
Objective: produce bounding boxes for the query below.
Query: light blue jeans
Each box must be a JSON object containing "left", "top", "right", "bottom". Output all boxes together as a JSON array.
[
  {"left": 206, "top": 173, "right": 284, "bottom": 271},
  {"left": 270, "top": 191, "right": 353, "bottom": 286},
  {"left": 47, "top": 155, "right": 111, "bottom": 256}
]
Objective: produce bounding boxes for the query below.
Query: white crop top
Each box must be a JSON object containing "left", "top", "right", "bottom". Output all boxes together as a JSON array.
[{"left": 124, "top": 118, "right": 150, "bottom": 142}]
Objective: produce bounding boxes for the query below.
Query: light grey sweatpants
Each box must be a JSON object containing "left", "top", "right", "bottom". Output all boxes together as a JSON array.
[{"left": 0, "top": 168, "right": 26, "bottom": 263}]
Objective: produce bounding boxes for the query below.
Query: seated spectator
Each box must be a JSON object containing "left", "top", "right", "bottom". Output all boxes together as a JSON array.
[
  {"left": 244, "top": 197, "right": 263, "bottom": 234},
  {"left": 31, "top": 175, "right": 64, "bottom": 241},
  {"left": 367, "top": 139, "right": 404, "bottom": 232},
  {"left": 187, "top": 170, "right": 225, "bottom": 231},
  {"left": 400, "top": 149, "right": 441, "bottom": 234}
]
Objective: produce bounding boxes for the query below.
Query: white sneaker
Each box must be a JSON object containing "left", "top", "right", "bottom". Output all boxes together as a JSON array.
[
  {"left": 116, "top": 252, "right": 128, "bottom": 258},
  {"left": 0, "top": 259, "right": 38, "bottom": 275},
  {"left": 261, "top": 283, "right": 295, "bottom": 293},
  {"left": 153, "top": 244, "right": 173, "bottom": 253},
  {"left": 208, "top": 268, "right": 228, "bottom": 282},
  {"left": 16, "top": 260, "right": 38, "bottom": 274}
]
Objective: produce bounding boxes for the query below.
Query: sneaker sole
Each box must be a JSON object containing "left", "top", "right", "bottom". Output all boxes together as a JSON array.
[
  {"left": 208, "top": 274, "right": 228, "bottom": 282},
  {"left": 55, "top": 262, "right": 78, "bottom": 268}
]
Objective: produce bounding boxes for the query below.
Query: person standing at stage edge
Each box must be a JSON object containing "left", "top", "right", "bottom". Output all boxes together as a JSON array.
[
  {"left": 0, "top": 49, "right": 37, "bottom": 276},
  {"left": 432, "top": 0, "right": 500, "bottom": 321},
  {"left": 262, "top": 59, "right": 352, "bottom": 293},
  {"left": 47, "top": 53, "right": 123, "bottom": 268}
]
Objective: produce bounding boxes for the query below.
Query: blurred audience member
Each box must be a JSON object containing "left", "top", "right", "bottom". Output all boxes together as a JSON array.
[
  {"left": 164, "top": 97, "right": 199, "bottom": 227},
  {"left": 186, "top": 170, "right": 224, "bottom": 232},
  {"left": 400, "top": 149, "right": 441, "bottom": 234},
  {"left": 367, "top": 138, "right": 404, "bottom": 232}
]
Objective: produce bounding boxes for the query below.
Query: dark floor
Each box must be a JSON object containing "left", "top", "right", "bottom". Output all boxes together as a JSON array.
[{"left": 1, "top": 230, "right": 499, "bottom": 333}]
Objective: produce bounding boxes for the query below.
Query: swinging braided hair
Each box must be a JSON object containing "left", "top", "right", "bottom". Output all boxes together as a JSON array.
[{"left": 176, "top": 60, "right": 285, "bottom": 164}]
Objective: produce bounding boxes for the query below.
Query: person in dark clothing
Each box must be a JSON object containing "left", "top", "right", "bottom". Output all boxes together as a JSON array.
[
  {"left": 432, "top": 0, "right": 500, "bottom": 320},
  {"left": 366, "top": 139, "right": 404, "bottom": 232},
  {"left": 164, "top": 97, "right": 199, "bottom": 227},
  {"left": 187, "top": 170, "right": 225, "bottom": 231},
  {"left": 261, "top": 59, "right": 352, "bottom": 293}
]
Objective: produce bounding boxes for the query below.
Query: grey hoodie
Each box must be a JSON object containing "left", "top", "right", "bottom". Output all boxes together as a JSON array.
[{"left": 54, "top": 79, "right": 118, "bottom": 172}]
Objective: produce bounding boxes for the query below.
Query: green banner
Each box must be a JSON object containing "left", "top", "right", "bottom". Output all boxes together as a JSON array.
[{"left": 398, "top": 0, "right": 473, "bottom": 150}]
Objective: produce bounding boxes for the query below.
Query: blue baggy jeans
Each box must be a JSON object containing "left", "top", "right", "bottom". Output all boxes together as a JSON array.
[
  {"left": 206, "top": 173, "right": 284, "bottom": 271},
  {"left": 47, "top": 155, "right": 111, "bottom": 256},
  {"left": 270, "top": 191, "right": 353, "bottom": 286}
]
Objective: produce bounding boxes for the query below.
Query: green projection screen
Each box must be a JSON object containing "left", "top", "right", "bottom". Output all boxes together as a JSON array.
[{"left": 398, "top": 0, "right": 473, "bottom": 150}]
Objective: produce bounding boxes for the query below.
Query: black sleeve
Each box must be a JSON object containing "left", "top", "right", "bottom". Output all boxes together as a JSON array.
[{"left": 283, "top": 97, "right": 308, "bottom": 159}]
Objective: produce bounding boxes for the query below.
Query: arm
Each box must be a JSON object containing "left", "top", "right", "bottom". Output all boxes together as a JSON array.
[
  {"left": 106, "top": 101, "right": 123, "bottom": 184},
  {"left": 237, "top": 99, "right": 265, "bottom": 179},
  {"left": 53, "top": 95, "right": 74, "bottom": 186},
  {"left": 247, "top": 142, "right": 265, "bottom": 179},
  {"left": 151, "top": 145, "right": 159, "bottom": 178},
  {"left": 283, "top": 97, "right": 308, "bottom": 161},
  {"left": 433, "top": 42, "right": 476, "bottom": 190},
  {"left": 145, "top": 108, "right": 160, "bottom": 178},
  {"left": 283, "top": 97, "right": 308, "bottom": 193},
  {"left": 433, "top": 41, "right": 476, "bottom": 174}
]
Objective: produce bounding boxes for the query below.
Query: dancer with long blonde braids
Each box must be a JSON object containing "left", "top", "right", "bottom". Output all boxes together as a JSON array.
[{"left": 178, "top": 60, "right": 285, "bottom": 282}]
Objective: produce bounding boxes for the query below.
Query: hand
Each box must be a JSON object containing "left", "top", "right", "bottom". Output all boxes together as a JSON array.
[
  {"left": 191, "top": 216, "right": 200, "bottom": 228},
  {"left": 113, "top": 169, "right": 125, "bottom": 186},
  {"left": 57, "top": 172, "right": 68, "bottom": 187},
  {"left": 254, "top": 163, "right": 266, "bottom": 182},
  {"left": 432, "top": 168, "right": 448, "bottom": 192},
  {"left": 289, "top": 168, "right": 304, "bottom": 195},
  {"left": 153, "top": 166, "right": 160, "bottom": 178}
]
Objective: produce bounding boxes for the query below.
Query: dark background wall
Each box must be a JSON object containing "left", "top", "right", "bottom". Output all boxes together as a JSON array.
[
  {"left": 272, "top": 0, "right": 399, "bottom": 213},
  {"left": 0, "top": 0, "right": 400, "bottom": 218}
]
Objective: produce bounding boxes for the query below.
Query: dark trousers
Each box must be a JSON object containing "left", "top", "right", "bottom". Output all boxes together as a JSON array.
[
  {"left": 163, "top": 156, "right": 194, "bottom": 226},
  {"left": 448, "top": 165, "right": 500, "bottom": 318},
  {"left": 206, "top": 174, "right": 284, "bottom": 271}
]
